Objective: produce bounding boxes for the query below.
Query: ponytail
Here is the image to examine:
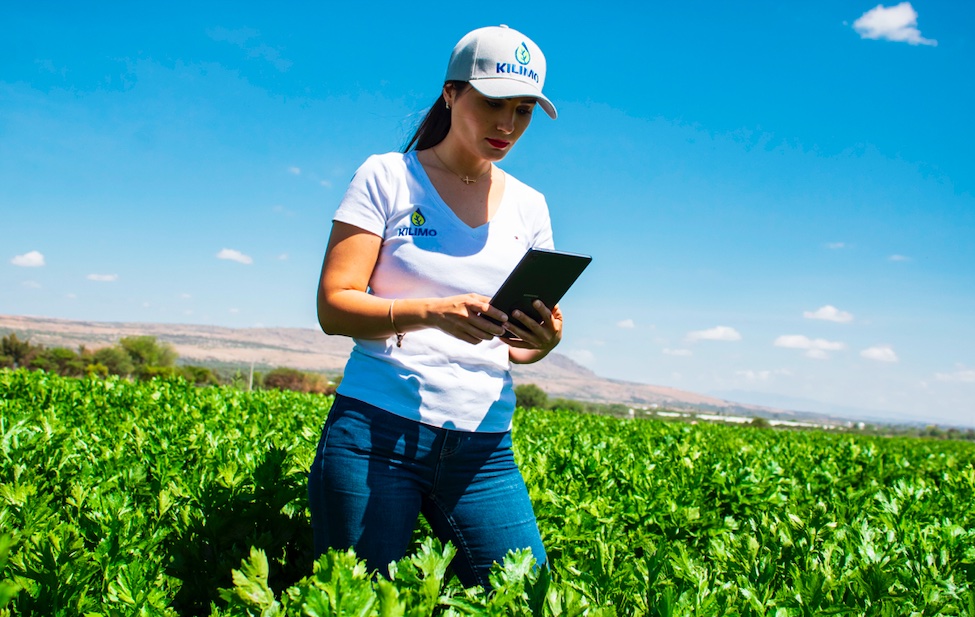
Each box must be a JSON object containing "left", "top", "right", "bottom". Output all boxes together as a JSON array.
[{"left": 403, "top": 81, "right": 469, "bottom": 152}]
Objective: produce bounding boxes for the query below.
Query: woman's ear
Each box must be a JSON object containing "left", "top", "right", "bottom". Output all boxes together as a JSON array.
[{"left": 442, "top": 83, "right": 455, "bottom": 109}]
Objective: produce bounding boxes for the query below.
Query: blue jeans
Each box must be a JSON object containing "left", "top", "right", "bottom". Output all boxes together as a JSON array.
[{"left": 308, "top": 394, "right": 546, "bottom": 588}]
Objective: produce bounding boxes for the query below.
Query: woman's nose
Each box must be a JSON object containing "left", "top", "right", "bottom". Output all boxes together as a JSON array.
[{"left": 497, "top": 112, "right": 515, "bottom": 134}]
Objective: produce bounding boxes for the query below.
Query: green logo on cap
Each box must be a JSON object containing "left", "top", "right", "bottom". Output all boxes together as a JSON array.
[{"left": 515, "top": 42, "right": 531, "bottom": 65}]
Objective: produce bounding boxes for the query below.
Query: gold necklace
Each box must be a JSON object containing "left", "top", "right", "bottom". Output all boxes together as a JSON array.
[{"left": 431, "top": 148, "right": 492, "bottom": 185}]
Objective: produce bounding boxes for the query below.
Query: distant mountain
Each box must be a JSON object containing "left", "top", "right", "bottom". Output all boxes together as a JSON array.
[
  {"left": 1, "top": 313, "right": 824, "bottom": 419},
  {"left": 708, "top": 389, "right": 934, "bottom": 428}
]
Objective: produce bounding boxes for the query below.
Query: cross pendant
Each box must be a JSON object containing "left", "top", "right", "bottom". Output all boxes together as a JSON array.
[{"left": 462, "top": 176, "right": 475, "bottom": 185}]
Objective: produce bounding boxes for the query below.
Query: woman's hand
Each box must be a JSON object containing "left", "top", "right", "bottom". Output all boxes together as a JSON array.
[
  {"left": 319, "top": 222, "right": 548, "bottom": 348},
  {"left": 503, "top": 301, "right": 563, "bottom": 363},
  {"left": 425, "top": 293, "right": 508, "bottom": 345}
]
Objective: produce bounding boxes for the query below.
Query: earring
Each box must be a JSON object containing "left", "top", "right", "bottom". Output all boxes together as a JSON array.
[{"left": 445, "top": 102, "right": 450, "bottom": 110}]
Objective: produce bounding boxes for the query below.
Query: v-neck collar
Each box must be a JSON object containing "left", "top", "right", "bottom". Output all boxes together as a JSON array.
[{"left": 407, "top": 151, "right": 506, "bottom": 233}]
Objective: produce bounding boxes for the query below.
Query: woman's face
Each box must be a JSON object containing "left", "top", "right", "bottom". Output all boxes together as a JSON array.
[{"left": 444, "top": 85, "right": 536, "bottom": 161}]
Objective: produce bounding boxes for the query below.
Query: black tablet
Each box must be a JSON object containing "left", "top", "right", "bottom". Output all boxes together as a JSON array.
[{"left": 488, "top": 248, "right": 592, "bottom": 337}]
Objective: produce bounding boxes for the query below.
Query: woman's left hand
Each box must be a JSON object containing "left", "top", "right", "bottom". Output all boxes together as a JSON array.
[{"left": 503, "top": 301, "right": 562, "bottom": 361}]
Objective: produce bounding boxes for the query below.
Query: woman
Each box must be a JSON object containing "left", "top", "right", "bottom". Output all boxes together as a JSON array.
[{"left": 308, "top": 25, "right": 560, "bottom": 589}]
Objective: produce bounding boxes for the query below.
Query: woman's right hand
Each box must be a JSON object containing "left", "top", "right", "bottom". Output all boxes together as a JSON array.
[
  {"left": 318, "top": 223, "right": 509, "bottom": 345},
  {"left": 422, "top": 293, "right": 508, "bottom": 345}
]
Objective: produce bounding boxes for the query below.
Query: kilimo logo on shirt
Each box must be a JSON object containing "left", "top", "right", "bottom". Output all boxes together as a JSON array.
[
  {"left": 398, "top": 208, "right": 438, "bottom": 237},
  {"left": 496, "top": 42, "right": 538, "bottom": 83}
]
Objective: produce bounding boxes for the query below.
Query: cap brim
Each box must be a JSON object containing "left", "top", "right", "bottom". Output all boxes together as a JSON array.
[{"left": 469, "top": 79, "right": 558, "bottom": 119}]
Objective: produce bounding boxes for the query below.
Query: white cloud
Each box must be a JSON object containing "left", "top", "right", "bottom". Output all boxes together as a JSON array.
[
  {"left": 774, "top": 335, "right": 845, "bottom": 350},
  {"left": 861, "top": 345, "right": 899, "bottom": 363},
  {"left": 288, "top": 166, "right": 301, "bottom": 175},
  {"left": 229, "top": 308, "right": 240, "bottom": 314},
  {"left": 663, "top": 348, "right": 693, "bottom": 357},
  {"left": 320, "top": 180, "right": 333, "bottom": 188},
  {"left": 179, "top": 293, "right": 192, "bottom": 299},
  {"left": 65, "top": 293, "right": 76, "bottom": 299},
  {"left": 735, "top": 369, "right": 790, "bottom": 382},
  {"left": 935, "top": 368, "right": 975, "bottom": 383},
  {"left": 826, "top": 242, "right": 846, "bottom": 250},
  {"left": 11, "top": 250, "right": 45, "bottom": 267},
  {"left": 217, "top": 249, "right": 253, "bottom": 264},
  {"left": 803, "top": 305, "right": 854, "bottom": 323},
  {"left": 853, "top": 3, "right": 937, "bottom": 46},
  {"left": 277, "top": 253, "right": 289, "bottom": 261},
  {"left": 687, "top": 326, "right": 741, "bottom": 342},
  {"left": 87, "top": 274, "right": 118, "bottom": 282},
  {"left": 736, "top": 370, "right": 771, "bottom": 381},
  {"left": 564, "top": 349, "right": 595, "bottom": 366},
  {"left": 774, "top": 334, "right": 846, "bottom": 359},
  {"left": 22, "top": 280, "right": 41, "bottom": 289},
  {"left": 889, "top": 254, "right": 911, "bottom": 262},
  {"left": 617, "top": 319, "right": 635, "bottom": 329}
]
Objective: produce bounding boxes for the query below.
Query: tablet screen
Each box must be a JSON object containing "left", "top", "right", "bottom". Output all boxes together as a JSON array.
[{"left": 488, "top": 248, "right": 592, "bottom": 337}]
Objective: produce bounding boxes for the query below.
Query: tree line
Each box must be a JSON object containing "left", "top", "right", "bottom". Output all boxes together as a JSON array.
[
  {"left": 0, "top": 333, "right": 338, "bottom": 394},
  {"left": 5, "top": 332, "right": 971, "bottom": 440},
  {"left": 514, "top": 382, "right": 633, "bottom": 417}
]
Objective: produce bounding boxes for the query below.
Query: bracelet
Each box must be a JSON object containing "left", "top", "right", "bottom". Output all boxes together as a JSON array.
[{"left": 389, "top": 299, "right": 405, "bottom": 347}]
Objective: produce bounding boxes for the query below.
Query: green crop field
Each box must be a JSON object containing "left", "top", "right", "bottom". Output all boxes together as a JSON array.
[{"left": 1, "top": 369, "right": 973, "bottom": 616}]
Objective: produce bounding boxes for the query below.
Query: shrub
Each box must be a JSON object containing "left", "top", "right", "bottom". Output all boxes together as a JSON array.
[
  {"left": 514, "top": 383, "right": 548, "bottom": 409},
  {"left": 120, "top": 335, "right": 177, "bottom": 368},
  {"left": 92, "top": 345, "right": 135, "bottom": 376},
  {"left": 263, "top": 368, "right": 329, "bottom": 394},
  {"left": 180, "top": 365, "right": 220, "bottom": 386}
]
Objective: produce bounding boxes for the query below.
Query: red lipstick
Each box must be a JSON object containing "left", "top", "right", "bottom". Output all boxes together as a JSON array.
[{"left": 486, "top": 138, "right": 510, "bottom": 149}]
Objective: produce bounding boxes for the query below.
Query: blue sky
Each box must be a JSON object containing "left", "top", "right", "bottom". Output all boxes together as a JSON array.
[{"left": 2, "top": 2, "right": 973, "bottom": 426}]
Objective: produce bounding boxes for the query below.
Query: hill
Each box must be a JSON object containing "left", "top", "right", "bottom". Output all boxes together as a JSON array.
[{"left": 1, "top": 313, "right": 821, "bottom": 420}]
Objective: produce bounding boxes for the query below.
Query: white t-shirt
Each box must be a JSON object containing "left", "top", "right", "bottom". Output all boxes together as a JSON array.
[{"left": 332, "top": 151, "right": 554, "bottom": 432}]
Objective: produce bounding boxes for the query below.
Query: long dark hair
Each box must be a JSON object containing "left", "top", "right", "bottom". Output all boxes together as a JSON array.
[{"left": 403, "top": 81, "right": 469, "bottom": 152}]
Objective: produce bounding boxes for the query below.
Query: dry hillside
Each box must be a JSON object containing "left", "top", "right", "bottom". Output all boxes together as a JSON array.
[{"left": 1, "top": 313, "right": 755, "bottom": 411}]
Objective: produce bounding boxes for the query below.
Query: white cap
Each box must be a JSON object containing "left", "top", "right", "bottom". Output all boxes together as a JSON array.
[{"left": 445, "top": 25, "right": 557, "bottom": 119}]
